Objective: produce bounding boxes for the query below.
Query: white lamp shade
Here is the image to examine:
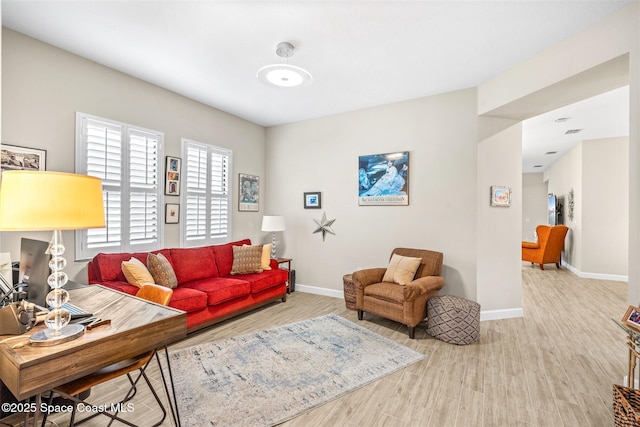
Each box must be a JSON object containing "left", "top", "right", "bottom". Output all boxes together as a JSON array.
[
  {"left": 261, "top": 215, "right": 286, "bottom": 232},
  {"left": 0, "top": 171, "right": 106, "bottom": 230}
]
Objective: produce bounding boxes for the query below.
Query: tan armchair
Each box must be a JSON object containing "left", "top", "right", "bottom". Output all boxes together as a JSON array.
[
  {"left": 522, "top": 224, "right": 568, "bottom": 270},
  {"left": 353, "top": 248, "right": 444, "bottom": 339}
]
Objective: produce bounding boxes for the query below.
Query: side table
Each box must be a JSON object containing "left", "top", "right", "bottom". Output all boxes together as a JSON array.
[{"left": 276, "top": 257, "right": 294, "bottom": 293}]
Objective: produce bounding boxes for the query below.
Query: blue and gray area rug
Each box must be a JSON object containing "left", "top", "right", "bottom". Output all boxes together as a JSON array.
[{"left": 169, "top": 313, "right": 425, "bottom": 426}]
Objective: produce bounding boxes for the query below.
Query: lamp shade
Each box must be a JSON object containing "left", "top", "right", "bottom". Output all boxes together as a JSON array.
[
  {"left": 0, "top": 171, "right": 105, "bottom": 231},
  {"left": 261, "top": 215, "right": 286, "bottom": 232}
]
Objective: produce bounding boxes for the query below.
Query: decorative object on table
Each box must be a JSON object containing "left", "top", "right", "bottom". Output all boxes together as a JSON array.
[
  {"left": 256, "top": 41, "right": 313, "bottom": 88},
  {"left": 0, "top": 171, "right": 105, "bottom": 346},
  {"left": 303, "top": 191, "right": 321, "bottom": 209},
  {"left": 613, "top": 384, "right": 640, "bottom": 426},
  {"left": 0, "top": 144, "right": 46, "bottom": 172},
  {"left": 342, "top": 273, "right": 356, "bottom": 310},
  {"left": 239, "top": 173, "right": 259, "bottom": 212},
  {"left": 426, "top": 295, "right": 481, "bottom": 345},
  {"left": 165, "top": 156, "right": 181, "bottom": 196},
  {"left": 567, "top": 188, "right": 575, "bottom": 222},
  {"left": 167, "top": 314, "right": 424, "bottom": 427},
  {"left": 622, "top": 306, "right": 640, "bottom": 332},
  {"left": 313, "top": 212, "right": 335, "bottom": 241},
  {"left": 358, "top": 151, "right": 409, "bottom": 206},
  {"left": 490, "top": 185, "right": 511, "bottom": 207},
  {"left": 165, "top": 203, "right": 180, "bottom": 224},
  {"left": 261, "top": 215, "right": 285, "bottom": 259}
]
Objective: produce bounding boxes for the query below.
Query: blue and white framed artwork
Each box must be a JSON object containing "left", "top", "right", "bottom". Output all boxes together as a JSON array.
[{"left": 358, "top": 151, "right": 409, "bottom": 206}]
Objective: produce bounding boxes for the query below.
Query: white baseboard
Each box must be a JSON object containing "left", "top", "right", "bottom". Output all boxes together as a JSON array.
[
  {"left": 294, "top": 284, "right": 524, "bottom": 321},
  {"left": 563, "top": 263, "right": 628, "bottom": 282},
  {"left": 293, "top": 283, "right": 344, "bottom": 299},
  {"left": 480, "top": 308, "right": 524, "bottom": 321}
]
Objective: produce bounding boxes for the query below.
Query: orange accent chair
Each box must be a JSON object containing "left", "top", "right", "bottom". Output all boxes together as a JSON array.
[{"left": 522, "top": 225, "right": 569, "bottom": 270}]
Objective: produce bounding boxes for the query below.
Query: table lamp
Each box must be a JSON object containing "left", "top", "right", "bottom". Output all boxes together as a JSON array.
[
  {"left": 261, "top": 215, "right": 285, "bottom": 259},
  {"left": 0, "top": 171, "right": 105, "bottom": 345}
]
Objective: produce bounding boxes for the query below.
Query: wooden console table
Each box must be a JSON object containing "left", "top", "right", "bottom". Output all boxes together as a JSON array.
[{"left": 0, "top": 285, "right": 187, "bottom": 425}]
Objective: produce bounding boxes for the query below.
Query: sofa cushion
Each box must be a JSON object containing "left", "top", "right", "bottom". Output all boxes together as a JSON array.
[
  {"left": 181, "top": 277, "right": 251, "bottom": 305},
  {"left": 382, "top": 254, "right": 422, "bottom": 285},
  {"left": 121, "top": 257, "right": 155, "bottom": 287},
  {"left": 170, "top": 247, "right": 219, "bottom": 284},
  {"left": 147, "top": 253, "right": 178, "bottom": 289},
  {"left": 229, "top": 269, "right": 289, "bottom": 294},
  {"left": 92, "top": 250, "right": 171, "bottom": 282},
  {"left": 260, "top": 244, "right": 272, "bottom": 270},
  {"left": 211, "top": 239, "right": 251, "bottom": 276},
  {"left": 231, "top": 245, "right": 264, "bottom": 275},
  {"left": 167, "top": 287, "right": 208, "bottom": 313}
]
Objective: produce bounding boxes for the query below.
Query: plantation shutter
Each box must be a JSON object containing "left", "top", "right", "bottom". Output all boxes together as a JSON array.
[
  {"left": 76, "top": 113, "right": 163, "bottom": 259},
  {"left": 182, "top": 139, "right": 231, "bottom": 246}
]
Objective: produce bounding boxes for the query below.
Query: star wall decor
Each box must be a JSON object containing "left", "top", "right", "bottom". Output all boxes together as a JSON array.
[{"left": 313, "top": 212, "right": 336, "bottom": 241}]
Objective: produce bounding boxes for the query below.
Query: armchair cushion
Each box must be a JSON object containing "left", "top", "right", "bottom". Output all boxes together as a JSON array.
[{"left": 382, "top": 254, "right": 422, "bottom": 285}]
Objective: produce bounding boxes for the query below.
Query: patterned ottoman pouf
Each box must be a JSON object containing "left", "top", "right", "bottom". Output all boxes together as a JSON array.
[{"left": 426, "top": 295, "right": 480, "bottom": 345}]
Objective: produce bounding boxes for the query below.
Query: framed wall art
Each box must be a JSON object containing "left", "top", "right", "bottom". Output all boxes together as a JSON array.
[
  {"left": 165, "top": 203, "right": 180, "bottom": 224},
  {"left": 165, "top": 156, "right": 181, "bottom": 196},
  {"left": 1, "top": 144, "right": 46, "bottom": 172},
  {"left": 490, "top": 186, "right": 511, "bottom": 207},
  {"left": 304, "top": 192, "right": 322, "bottom": 209},
  {"left": 239, "top": 173, "right": 259, "bottom": 212},
  {"left": 358, "top": 151, "right": 409, "bottom": 206}
]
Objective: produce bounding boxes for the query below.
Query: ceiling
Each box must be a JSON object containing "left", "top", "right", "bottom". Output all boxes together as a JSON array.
[{"left": 2, "top": 0, "right": 632, "bottom": 171}]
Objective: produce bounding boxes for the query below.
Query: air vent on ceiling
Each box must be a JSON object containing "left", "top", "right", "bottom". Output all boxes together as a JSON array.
[
  {"left": 545, "top": 151, "right": 557, "bottom": 155},
  {"left": 555, "top": 117, "right": 570, "bottom": 123},
  {"left": 564, "top": 129, "right": 582, "bottom": 135},
  {"left": 533, "top": 165, "right": 543, "bottom": 168}
]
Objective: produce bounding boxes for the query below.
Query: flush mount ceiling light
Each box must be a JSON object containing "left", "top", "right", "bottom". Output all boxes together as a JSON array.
[{"left": 257, "top": 42, "right": 313, "bottom": 88}]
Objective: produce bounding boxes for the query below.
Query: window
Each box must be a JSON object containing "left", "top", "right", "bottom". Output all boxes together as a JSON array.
[
  {"left": 181, "top": 139, "right": 232, "bottom": 246},
  {"left": 75, "top": 113, "right": 163, "bottom": 259}
]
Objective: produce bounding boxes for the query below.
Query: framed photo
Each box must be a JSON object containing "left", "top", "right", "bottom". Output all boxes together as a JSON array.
[
  {"left": 490, "top": 186, "right": 511, "bottom": 207},
  {"left": 304, "top": 192, "right": 322, "bottom": 209},
  {"left": 239, "top": 173, "right": 259, "bottom": 212},
  {"left": 165, "top": 156, "right": 181, "bottom": 196},
  {"left": 623, "top": 306, "right": 640, "bottom": 332},
  {"left": 358, "top": 151, "right": 409, "bottom": 206},
  {"left": 1, "top": 144, "right": 46, "bottom": 172},
  {"left": 165, "top": 203, "right": 180, "bottom": 224}
]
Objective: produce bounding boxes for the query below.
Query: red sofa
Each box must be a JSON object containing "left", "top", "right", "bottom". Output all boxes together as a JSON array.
[{"left": 87, "top": 239, "right": 288, "bottom": 332}]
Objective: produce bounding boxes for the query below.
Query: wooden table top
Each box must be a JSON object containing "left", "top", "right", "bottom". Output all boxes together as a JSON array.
[{"left": 0, "top": 285, "right": 187, "bottom": 400}]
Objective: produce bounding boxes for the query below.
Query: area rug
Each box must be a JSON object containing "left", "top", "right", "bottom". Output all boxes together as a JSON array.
[{"left": 168, "top": 313, "right": 425, "bottom": 426}]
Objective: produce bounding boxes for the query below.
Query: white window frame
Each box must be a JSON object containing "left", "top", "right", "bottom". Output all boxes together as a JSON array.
[
  {"left": 75, "top": 112, "right": 164, "bottom": 260},
  {"left": 180, "top": 138, "right": 232, "bottom": 247}
]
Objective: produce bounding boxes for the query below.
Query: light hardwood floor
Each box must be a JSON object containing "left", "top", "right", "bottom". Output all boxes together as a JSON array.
[{"left": 41, "top": 265, "right": 628, "bottom": 426}]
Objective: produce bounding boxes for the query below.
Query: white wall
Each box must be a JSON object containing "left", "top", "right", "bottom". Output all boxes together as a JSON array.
[
  {"left": 1, "top": 29, "right": 267, "bottom": 282},
  {"left": 479, "top": 2, "right": 638, "bottom": 303},
  {"left": 543, "top": 137, "right": 629, "bottom": 279},
  {"left": 476, "top": 123, "right": 522, "bottom": 317},
  {"left": 265, "top": 89, "right": 478, "bottom": 300},
  {"left": 522, "top": 173, "right": 548, "bottom": 242}
]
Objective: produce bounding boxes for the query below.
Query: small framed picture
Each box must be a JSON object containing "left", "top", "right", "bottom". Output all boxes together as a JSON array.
[
  {"left": 623, "top": 306, "right": 640, "bottom": 332},
  {"left": 165, "top": 203, "right": 180, "bottom": 224},
  {"left": 304, "top": 192, "right": 322, "bottom": 209},
  {"left": 1, "top": 144, "right": 46, "bottom": 172},
  {"left": 490, "top": 186, "right": 511, "bottom": 207},
  {"left": 165, "top": 156, "right": 181, "bottom": 196},
  {"left": 239, "top": 173, "right": 259, "bottom": 212}
]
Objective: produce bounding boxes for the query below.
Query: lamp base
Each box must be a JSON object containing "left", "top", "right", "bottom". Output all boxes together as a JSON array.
[{"left": 29, "top": 324, "right": 85, "bottom": 347}]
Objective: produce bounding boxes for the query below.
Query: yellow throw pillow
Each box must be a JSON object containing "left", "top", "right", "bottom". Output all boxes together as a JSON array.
[
  {"left": 231, "top": 245, "right": 264, "bottom": 275},
  {"left": 261, "top": 244, "right": 272, "bottom": 270},
  {"left": 382, "top": 254, "right": 422, "bottom": 285},
  {"left": 121, "top": 257, "right": 155, "bottom": 287}
]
